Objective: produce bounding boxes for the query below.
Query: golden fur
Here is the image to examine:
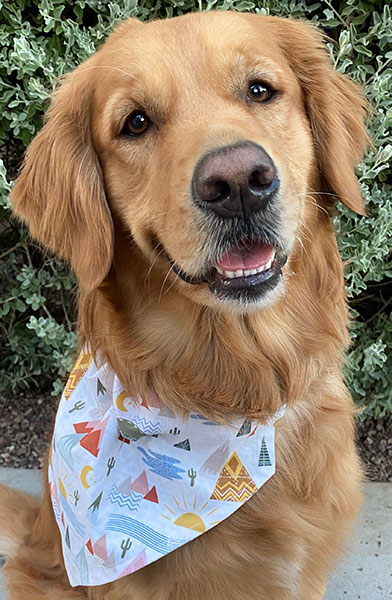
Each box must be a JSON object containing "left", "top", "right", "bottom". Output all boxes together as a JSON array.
[{"left": 1, "top": 11, "right": 368, "bottom": 599}]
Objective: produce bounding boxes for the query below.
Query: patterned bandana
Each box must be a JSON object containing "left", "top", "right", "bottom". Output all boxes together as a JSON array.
[{"left": 48, "top": 351, "right": 285, "bottom": 587}]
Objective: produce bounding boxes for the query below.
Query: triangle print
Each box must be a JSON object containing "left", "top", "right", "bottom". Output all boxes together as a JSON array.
[
  {"left": 258, "top": 436, "right": 272, "bottom": 467},
  {"left": 73, "top": 418, "right": 109, "bottom": 458},
  {"left": 236, "top": 419, "right": 252, "bottom": 437},
  {"left": 174, "top": 438, "right": 191, "bottom": 451},
  {"left": 143, "top": 486, "right": 159, "bottom": 504},
  {"left": 210, "top": 451, "right": 257, "bottom": 502},
  {"left": 63, "top": 351, "right": 92, "bottom": 400}
]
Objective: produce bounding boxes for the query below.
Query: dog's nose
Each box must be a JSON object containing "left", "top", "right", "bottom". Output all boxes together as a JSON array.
[{"left": 192, "top": 142, "right": 279, "bottom": 219}]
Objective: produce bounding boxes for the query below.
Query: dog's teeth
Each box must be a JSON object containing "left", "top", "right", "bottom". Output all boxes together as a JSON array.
[
  {"left": 266, "top": 252, "right": 276, "bottom": 270},
  {"left": 216, "top": 253, "right": 276, "bottom": 279}
]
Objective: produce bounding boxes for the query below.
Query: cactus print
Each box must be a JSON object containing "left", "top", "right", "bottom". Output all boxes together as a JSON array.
[{"left": 49, "top": 352, "right": 284, "bottom": 587}]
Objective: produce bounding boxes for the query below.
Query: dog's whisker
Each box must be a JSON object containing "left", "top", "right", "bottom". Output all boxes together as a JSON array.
[
  {"left": 144, "top": 246, "right": 165, "bottom": 298},
  {"left": 163, "top": 267, "right": 182, "bottom": 295},
  {"left": 159, "top": 263, "right": 176, "bottom": 302},
  {"left": 144, "top": 245, "right": 165, "bottom": 286},
  {"left": 81, "top": 64, "right": 135, "bottom": 81},
  {"left": 300, "top": 193, "right": 331, "bottom": 217}
]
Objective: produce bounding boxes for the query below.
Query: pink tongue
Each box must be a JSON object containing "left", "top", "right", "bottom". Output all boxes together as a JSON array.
[{"left": 217, "top": 243, "right": 274, "bottom": 271}]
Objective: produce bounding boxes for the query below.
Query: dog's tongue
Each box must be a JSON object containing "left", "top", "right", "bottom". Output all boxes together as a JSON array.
[{"left": 216, "top": 242, "right": 274, "bottom": 271}]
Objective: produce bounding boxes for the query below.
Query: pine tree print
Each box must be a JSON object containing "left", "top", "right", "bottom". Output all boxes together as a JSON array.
[
  {"left": 88, "top": 491, "right": 103, "bottom": 512},
  {"left": 258, "top": 436, "right": 272, "bottom": 466},
  {"left": 97, "top": 378, "right": 107, "bottom": 396}
]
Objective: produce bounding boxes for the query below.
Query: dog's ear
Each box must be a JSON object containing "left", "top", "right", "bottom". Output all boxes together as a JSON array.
[
  {"left": 269, "top": 17, "right": 369, "bottom": 215},
  {"left": 11, "top": 60, "right": 113, "bottom": 290}
]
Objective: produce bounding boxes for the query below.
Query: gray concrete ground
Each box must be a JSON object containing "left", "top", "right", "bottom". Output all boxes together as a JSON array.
[{"left": 0, "top": 469, "right": 390, "bottom": 599}]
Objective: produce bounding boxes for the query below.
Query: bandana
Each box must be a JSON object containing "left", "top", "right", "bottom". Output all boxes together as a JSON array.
[{"left": 48, "top": 351, "right": 285, "bottom": 587}]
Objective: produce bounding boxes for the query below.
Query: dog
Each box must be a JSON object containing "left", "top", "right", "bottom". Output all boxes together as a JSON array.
[{"left": 0, "top": 10, "right": 368, "bottom": 600}]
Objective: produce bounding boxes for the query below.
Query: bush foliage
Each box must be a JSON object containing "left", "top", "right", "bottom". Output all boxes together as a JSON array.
[{"left": 0, "top": 0, "right": 391, "bottom": 417}]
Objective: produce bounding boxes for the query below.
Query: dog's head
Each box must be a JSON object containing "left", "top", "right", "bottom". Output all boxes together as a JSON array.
[{"left": 11, "top": 12, "right": 368, "bottom": 314}]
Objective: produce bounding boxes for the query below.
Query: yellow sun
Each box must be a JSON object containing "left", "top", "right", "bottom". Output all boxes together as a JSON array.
[
  {"left": 174, "top": 513, "right": 206, "bottom": 532},
  {"left": 162, "top": 494, "right": 220, "bottom": 531},
  {"left": 58, "top": 476, "right": 71, "bottom": 499}
]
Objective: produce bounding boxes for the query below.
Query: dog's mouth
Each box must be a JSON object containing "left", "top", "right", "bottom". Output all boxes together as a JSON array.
[{"left": 162, "top": 239, "right": 287, "bottom": 304}]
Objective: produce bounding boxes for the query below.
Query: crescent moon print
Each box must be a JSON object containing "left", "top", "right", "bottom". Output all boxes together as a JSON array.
[{"left": 80, "top": 465, "right": 96, "bottom": 489}]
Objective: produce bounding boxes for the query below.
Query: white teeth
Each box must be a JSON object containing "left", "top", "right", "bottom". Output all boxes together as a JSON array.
[{"left": 216, "top": 251, "right": 276, "bottom": 280}]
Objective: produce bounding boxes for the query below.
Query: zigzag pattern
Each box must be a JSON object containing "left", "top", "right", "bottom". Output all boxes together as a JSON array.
[
  {"left": 210, "top": 452, "right": 258, "bottom": 503},
  {"left": 107, "top": 485, "right": 142, "bottom": 512},
  {"left": 210, "top": 480, "right": 256, "bottom": 502},
  {"left": 132, "top": 416, "right": 162, "bottom": 435},
  {"left": 63, "top": 352, "right": 92, "bottom": 400}
]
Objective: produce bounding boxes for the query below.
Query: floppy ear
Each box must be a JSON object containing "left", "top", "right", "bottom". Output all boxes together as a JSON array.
[
  {"left": 270, "top": 17, "right": 369, "bottom": 215},
  {"left": 11, "top": 61, "right": 114, "bottom": 290}
]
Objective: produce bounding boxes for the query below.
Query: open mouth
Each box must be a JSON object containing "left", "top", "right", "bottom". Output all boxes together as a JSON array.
[
  {"left": 165, "top": 239, "right": 287, "bottom": 304},
  {"left": 208, "top": 241, "right": 285, "bottom": 302}
]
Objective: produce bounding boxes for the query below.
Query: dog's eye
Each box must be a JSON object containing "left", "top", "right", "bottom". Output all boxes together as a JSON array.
[
  {"left": 247, "top": 81, "right": 274, "bottom": 103},
  {"left": 122, "top": 111, "right": 151, "bottom": 136}
]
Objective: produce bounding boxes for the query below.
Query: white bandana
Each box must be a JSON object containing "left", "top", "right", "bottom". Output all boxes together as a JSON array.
[{"left": 48, "top": 351, "right": 285, "bottom": 587}]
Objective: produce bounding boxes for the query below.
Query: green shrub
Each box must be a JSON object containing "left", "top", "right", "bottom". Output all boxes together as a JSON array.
[{"left": 0, "top": 0, "right": 391, "bottom": 417}]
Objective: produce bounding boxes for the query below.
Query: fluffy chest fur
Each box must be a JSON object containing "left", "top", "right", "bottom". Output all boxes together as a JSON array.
[{"left": 2, "top": 10, "right": 368, "bottom": 600}]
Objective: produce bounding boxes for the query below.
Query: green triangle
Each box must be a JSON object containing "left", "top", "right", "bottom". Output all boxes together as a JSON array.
[
  {"left": 236, "top": 419, "right": 252, "bottom": 437},
  {"left": 65, "top": 525, "right": 71, "bottom": 549},
  {"left": 258, "top": 436, "right": 272, "bottom": 467},
  {"left": 174, "top": 438, "right": 191, "bottom": 451},
  {"left": 88, "top": 491, "right": 103, "bottom": 512},
  {"left": 97, "top": 378, "right": 106, "bottom": 396}
]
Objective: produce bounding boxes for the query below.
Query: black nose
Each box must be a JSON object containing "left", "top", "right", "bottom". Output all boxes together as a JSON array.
[{"left": 192, "top": 142, "right": 279, "bottom": 219}]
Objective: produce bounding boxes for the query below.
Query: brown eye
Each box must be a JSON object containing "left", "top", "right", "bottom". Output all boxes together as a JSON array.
[
  {"left": 123, "top": 111, "right": 151, "bottom": 136},
  {"left": 247, "top": 81, "right": 274, "bottom": 103}
]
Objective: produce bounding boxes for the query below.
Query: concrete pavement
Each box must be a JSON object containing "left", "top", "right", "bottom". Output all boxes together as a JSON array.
[{"left": 0, "top": 469, "right": 390, "bottom": 598}]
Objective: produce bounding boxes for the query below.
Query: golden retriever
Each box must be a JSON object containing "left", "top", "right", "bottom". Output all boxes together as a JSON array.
[{"left": 0, "top": 10, "right": 368, "bottom": 600}]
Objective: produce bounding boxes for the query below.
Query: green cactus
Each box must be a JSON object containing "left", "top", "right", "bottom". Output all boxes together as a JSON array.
[
  {"left": 69, "top": 400, "right": 85, "bottom": 413},
  {"left": 187, "top": 468, "right": 197, "bottom": 487},
  {"left": 169, "top": 427, "right": 181, "bottom": 435},
  {"left": 107, "top": 456, "right": 116, "bottom": 476},
  {"left": 120, "top": 537, "right": 132, "bottom": 559}
]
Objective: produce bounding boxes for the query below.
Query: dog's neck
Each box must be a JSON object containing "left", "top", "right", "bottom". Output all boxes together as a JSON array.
[{"left": 79, "top": 217, "right": 348, "bottom": 422}]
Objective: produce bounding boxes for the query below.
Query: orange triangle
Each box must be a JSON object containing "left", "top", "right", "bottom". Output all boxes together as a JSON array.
[
  {"left": 143, "top": 485, "right": 158, "bottom": 504},
  {"left": 140, "top": 396, "right": 149, "bottom": 409},
  {"left": 86, "top": 538, "right": 94, "bottom": 555}
]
